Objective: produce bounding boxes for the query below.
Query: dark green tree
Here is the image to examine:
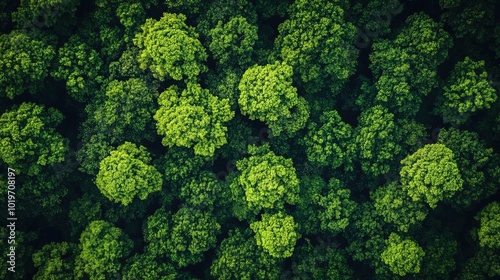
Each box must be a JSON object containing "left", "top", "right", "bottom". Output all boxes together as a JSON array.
[
  {"left": 32, "top": 242, "right": 78, "bottom": 280},
  {"left": 475, "top": 202, "right": 500, "bottom": 249}
]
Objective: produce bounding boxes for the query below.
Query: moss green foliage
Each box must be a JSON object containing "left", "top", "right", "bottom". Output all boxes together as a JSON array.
[
  {"left": 96, "top": 142, "right": 163, "bottom": 206},
  {"left": 0, "top": 31, "right": 55, "bottom": 99},
  {"left": 250, "top": 211, "right": 300, "bottom": 258},
  {"left": 134, "top": 13, "right": 207, "bottom": 82},
  {"left": 3, "top": 1, "right": 500, "bottom": 279},
  {"left": 0, "top": 103, "right": 67, "bottom": 176},
  {"left": 154, "top": 83, "right": 234, "bottom": 156},
  {"left": 238, "top": 61, "right": 309, "bottom": 137}
]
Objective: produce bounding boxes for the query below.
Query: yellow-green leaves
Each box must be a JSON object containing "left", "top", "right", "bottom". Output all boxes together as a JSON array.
[
  {"left": 250, "top": 212, "right": 300, "bottom": 258},
  {"left": 134, "top": 13, "right": 207, "bottom": 82},
  {"left": 154, "top": 83, "right": 234, "bottom": 156},
  {"left": 475, "top": 202, "right": 500, "bottom": 249},
  {"left": 96, "top": 142, "right": 163, "bottom": 206},
  {"left": 381, "top": 233, "right": 425, "bottom": 276},
  {"left": 400, "top": 143, "right": 463, "bottom": 208},
  {"left": 238, "top": 61, "right": 309, "bottom": 137}
]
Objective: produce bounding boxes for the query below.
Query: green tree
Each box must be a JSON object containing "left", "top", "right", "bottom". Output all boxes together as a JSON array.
[
  {"left": 372, "top": 182, "right": 428, "bottom": 233},
  {"left": 96, "top": 142, "right": 163, "bottom": 206},
  {"left": 0, "top": 31, "right": 55, "bottom": 99},
  {"left": 32, "top": 242, "right": 78, "bottom": 280},
  {"left": 301, "top": 110, "right": 355, "bottom": 170},
  {"left": 210, "top": 228, "right": 282, "bottom": 280},
  {"left": 475, "top": 202, "right": 500, "bottom": 249},
  {"left": 438, "top": 128, "right": 498, "bottom": 209},
  {"left": 381, "top": 233, "right": 425, "bottom": 277},
  {"left": 368, "top": 12, "right": 453, "bottom": 116},
  {"left": 460, "top": 248, "right": 500, "bottom": 279},
  {"left": 123, "top": 252, "right": 178, "bottom": 280},
  {"left": 154, "top": 83, "right": 234, "bottom": 156},
  {"left": 208, "top": 16, "right": 258, "bottom": 68},
  {"left": 143, "top": 207, "right": 171, "bottom": 258},
  {"left": 355, "top": 105, "right": 402, "bottom": 177},
  {"left": 167, "top": 207, "right": 220, "bottom": 267},
  {"left": 238, "top": 61, "right": 309, "bottom": 137},
  {"left": 12, "top": 0, "right": 80, "bottom": 29},
  {"left": 400, "top": 143, "right": 464, "bottom": 208},
  {"left": 75, "top": 220, "right": 133, "bottom": 280},
  {"left": 0, "top": 103, "right": 67, "bottom": 176},
  {"left": 92, "top": 78, "right": 158, "bottom": 143},
  {"left": 275, "top": 0, "right": 358, "bottom": 94},
  {"left": 437, "top": 57, "right": 497, "bottom": 126},
  {"left": 133, "top": 12, "right": 207, "bottom": 81},
  {"left": 51, "top": 35, "right": 105, "bottom": 102},
  {"left": 180, "top": 171, "right": 221, "bottom": 211},
  {"left": 249, "top": 211, "right": 300, "bottom": 258},
  {"left": 230, "top": 144, "right": 300, "bottom": 218}
]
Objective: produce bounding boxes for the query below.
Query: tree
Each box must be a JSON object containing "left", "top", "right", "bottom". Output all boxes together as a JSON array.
[
  {"left": 210, "top": 228, "right": 282, "bottom": 280},
  {"left": 12, "top": 0, "right": 80, "bottom": 29},
  {"left": 133, "top": 12, "right": 207, "bottom": 81},
  {"left": 180, "top": 171, "right": 221, "bottom": 211},
  {"left": 167, "top": 207, "right": 220, "bottom": 267},
  {"left": 355, "top": 105, "right": 402, "bottom": 177},
  {"left": 372, "top": 182, "right": 428, "bottom": 233},
  {"left": 275, "top": 0, "right": 358, "bottom": 94},
  {"left": 92, "top": 78, "right": 158, "bottom": 143},
  {"left": 208, "top": 16, "right": 258, "bottom": 68},
  {"left": 381, "top": 233, "right": 425, "bottom": 277},
  {"left": 123, "top": 252, "right": 178, "bottom": 280},
  {"left": 0, "top": 31, "right": 55, "bottom": 99},
  {"left": 475, "top": 202, "right": 500, "bottom": 249},
  {"left": 238, "top": 61, "right": 309, "bottom": 137},
  {"left": 154, "top": 83, "right": 234, "bottom": 156},
  {"left": 436, "top": 57, "right": 497, "bottom": 126},
  {"left": 400, "top": 143, "right": 464, "bottom": 208},
  {"left": 368, "top": 12, "right": 453, "bottom": 116},
  {"left": 249, "top": 211, "right": 300, "bottom": 258},
  {"left": 51, "top": 35, "right": 105, "bottom": 102},
  {"left": 301, "top": 110, "right": 355, "bottom": 170},
  {"left": 143, "top": 207, "right": 171, "bottom": 258},
  {"left": 438, "top": 128, "right": 498, "bottom": 209},
  {"left": 75, "top": 220, "right": 133, "bottom": 280},
  {"left": 0, "top": 102, "right": 67, "bottom": 176},
  {"left": 230, "top": 144, "right": 300, "bottom": 218},
  {"left": 96, "top": 142, "right": 163, "bottom": 206},
  {"left": 32, "top": 242, "right": 78, "bottom": 280}
]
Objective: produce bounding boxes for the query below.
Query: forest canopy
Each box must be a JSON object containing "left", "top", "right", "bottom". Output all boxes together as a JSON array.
[{"left": 0, "top": 0, "right": 499, "bottom": 279}]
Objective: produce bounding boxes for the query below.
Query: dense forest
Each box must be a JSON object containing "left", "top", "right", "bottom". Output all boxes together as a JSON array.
[{"left": 0, "top": 0, "right": 499, "bottom": 279}]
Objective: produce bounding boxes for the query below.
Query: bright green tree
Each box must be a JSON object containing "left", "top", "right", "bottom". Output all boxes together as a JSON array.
[
  {"left": 123, "top": 252, "right": 178, "bottom": 280},
  {"left": 475, "top": 202, "right": 500, "bottom": 249},
  {"left": 400, "top": 143, "right": 464, "bottom": 208},
  {"left": 250, "top": 211, "right": 300, "bottom": 258},
  {"left": 133, "top": 12, "right": 207, "bottom": 81},
  {"left": 275, "top": 0, "right": 358, "bottom": 94},
  {"left": 0, "top": 31, "right": 55, "bottom": 99},
  {"left": 75, "top": 220, "right": 133, "bottom": 280},
  {"left": 381, "top": 233, "right": 425, "bottom": 277},
  {"left": 0, "top": 103, "right": 67, "bottom": 176},
  {"left": 238, "top": 61, "right": 309, "bottom": 137},
  {"left": 96, "top": 142, "right": 163, "bottom": 206},
  {"left": 437, "top": 57, "right": 497, "bottom": 125},
  {"left": 210, "top": 228, "right": 282, "bottom": 280},
  {"left": 154, "top": 83, "right": 234, "bottom": 156},
  {"left": 32, "top": 242, "right": 78, "bottom": 280},
  {"left": 208, "top": 16, "right": 258, "bottom": 68},
  {"left": 167, "top": 207, "right": 220, "bottom": 267},
  {"left": 230, "top": 144, "right": 300, "bottom": 218},
  {"left": 143, "top": 207, "right": 171, "bottom": 258}
]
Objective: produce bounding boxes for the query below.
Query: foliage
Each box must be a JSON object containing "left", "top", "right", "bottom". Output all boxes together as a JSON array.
[
  {"left": 0, "top": 31, "right": 55, "bottom": 99},
  {"left": 381, "top": 233, "right": 425, "bottom": 276},
  {"left": 475, "top": 202, "right": 500, "bottom": 249},
  {"left": 154, "top": 83, "right": 234, "bottom": 156},
  {"left": 238, "top": 61, "right": 309, "bottom": 137},
  {"left": 0, "top": 102, "right": 67, "bottom": 176},
  {"left": 400, "top": 144, "right": 464, "bottom": 208},
  {"left": 96, "top": 142, "right": 163, "bottom": 206},
  {"left": 249, "top": 211, "right": 300, "bottom": 258},
  {"left": 134, "top": 13, "right": 207, "bottom": 82},
  {"left": 32, "top": 242, "right": 78, "bottom": 280}
]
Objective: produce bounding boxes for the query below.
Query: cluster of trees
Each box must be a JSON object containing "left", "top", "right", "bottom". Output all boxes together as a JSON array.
[{"left": 0, "top": 0, "right": 499, "bottom": 279}]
